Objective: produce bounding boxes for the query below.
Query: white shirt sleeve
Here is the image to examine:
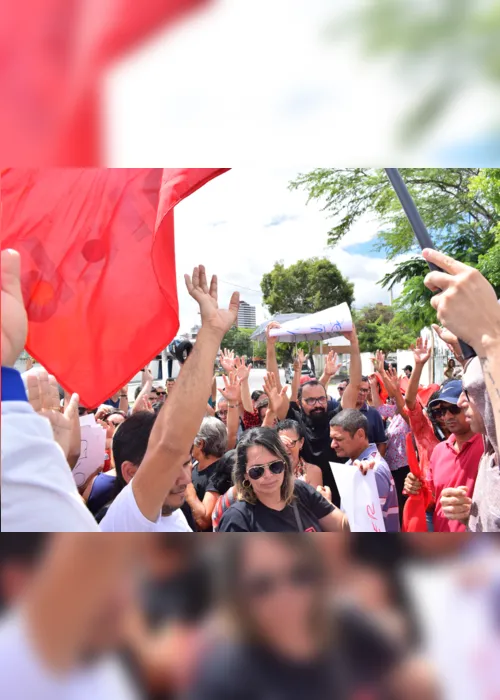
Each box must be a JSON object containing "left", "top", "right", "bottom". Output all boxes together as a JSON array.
[
  {"left": 99, "top": 481, "right": 161, "bottom": 532},
  {"left": 1, "top": 401, "right": 99, "bottom": 532},
  {"left": 0, "top": 613, "right": 139, "bottom": 700}
]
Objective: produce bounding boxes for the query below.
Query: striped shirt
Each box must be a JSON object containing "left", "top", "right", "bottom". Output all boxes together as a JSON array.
[{"left": 348, "top": 443, "right": 400, "bottom": 532}]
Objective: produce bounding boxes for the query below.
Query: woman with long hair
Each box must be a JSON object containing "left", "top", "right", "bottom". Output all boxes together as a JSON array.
[
  {"left": 276, "top": 419, "right": 323, "bottom": 489},
  {"left": 183, "top": 535, "right": 439, "bottom": 700},
  {"left": 217, "top": 428, "right": 347, "bottom": 532}
]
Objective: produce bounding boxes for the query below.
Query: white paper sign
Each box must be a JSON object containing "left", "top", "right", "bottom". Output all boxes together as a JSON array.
[
  {"left": 404, "top": 556, "right": 500, "bottom": 700},
  {"left": 268, "top": 303, "right": 352, "bottom": 342},
  {"left": 72, "top": 419, "right": 107, "bottom": 488},
  {"left": 330, "top": 461, "right": 386, "bottom": 532}
]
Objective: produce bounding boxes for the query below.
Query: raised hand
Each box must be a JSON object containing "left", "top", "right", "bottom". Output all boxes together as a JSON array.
[
  {"left": 220, "top": 370, "right": 242, "bottom": 404},
  {"left": 1, "top": 249, "right": 28, "bottom": 367},
  {"left": 324, "top": 350, "right": 340, "bottom": 377},
  {"left": 374, "top": 349, "right": 385, "bottom": 374},
  {"left": 220, "top": 348, "right": 236, "bottom": 374},
  {"left": 234, "top": 355, "right": 252, "bottom": 382},
  {"left": 431, "top": 324, "right": 462, "bottom": 359},
  {"left": 263, "top": 371, "right": 288, "bottom": 415},
  {"left": 368, "top": 373, "right": 379, "bottom": 391},
  {"left": 423, "top": 248, "right": 500, "bottom": 351},
  {"left": 341, "top": 321, "right": 359, "bottom": 346},
  {"left": 380, "top": 365, "right": 400, "bottom": 398},
  {"left": 185, "top": 265, "right": 239, "bottom": 338},
  {"left": 265, "top": 321, "right": 281, "bottom": 346},
  {"left": 293, "top": 348, "right": 306, "bottom": 372},
  {"left": 27, "top": 369, "right": 80, "bottom": 459},
  {"left": 410, "top": 337, "right": 431, "bottom": 366}
]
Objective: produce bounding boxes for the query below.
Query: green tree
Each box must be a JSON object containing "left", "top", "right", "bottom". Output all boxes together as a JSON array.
[
  {"left": 261, "top": 257, "right": 354, "bottom": 315},
  {"left": 220, "top": 327, "right": 254, "bottom": 357},
  {"left": 332, "top": 1, "right": 500, "bottom": 144},
  {"left": 354, "top": 303, "right": 415, "bottom": 353},
  {"left": 289, "top": 168, "right": 500, "bottom": 329}
]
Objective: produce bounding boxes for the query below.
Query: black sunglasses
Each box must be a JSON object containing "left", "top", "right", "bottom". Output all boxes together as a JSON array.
[
  {"left": 247, "top": 460, "right": 285, "bottom": 481},
  {"left": 431, "top": 404, "right": 462, "bottom": 418},
  {"left": 243, "top": 565, "right": 319, "bottom": 599}
]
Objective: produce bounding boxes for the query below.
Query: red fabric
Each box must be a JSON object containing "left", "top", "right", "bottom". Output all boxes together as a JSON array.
[
  {"left": 402, "top": 432, "right": 431, "bottom": 532},
  {"left": 0, "top": 0, "right": 210, "bottom": 165},
  {"left": 1, "top": 168, "right": 229, "bottom": 407},
  {"left": 243, "top": 410, "right": 262, "bottom": 430},
  {"left": 374, "top": 372, "right": 389, "bottom": 404},
  {"left": 429, "top": 433, "right": 483, "bottom": 533}
]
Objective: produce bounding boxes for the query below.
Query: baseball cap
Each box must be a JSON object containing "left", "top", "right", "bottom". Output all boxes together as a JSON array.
[
  {"left": 300, "top": 376, "right": 313, "bottom": 386},
  {"left": 428, "top": 379, "right": 463, "bottom": 409}
]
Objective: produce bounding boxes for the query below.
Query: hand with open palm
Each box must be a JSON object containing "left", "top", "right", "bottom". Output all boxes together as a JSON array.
[
  {"left": 324, "top": 350, "right": 341, "bottom": 377},
  {"left": 185, "top": 265, "right": 239, "bottom": 339},
  {"left": 263, "top": 372, "right": 288, "bottom": 416},
  {"left": 234, "top": 355, "right": 252, "bottom": 382},
  {"left": 220, "top": 371, "right": 241, "bottom": 404},
  {"left": 27, "top": 369, "right": 80, "bottom": 460},
  {"left": 220, "top": 348, "right": 236, "bottom": 373},
  {"left": 411, "top": 337, "right": 431, "bottom": 366}
]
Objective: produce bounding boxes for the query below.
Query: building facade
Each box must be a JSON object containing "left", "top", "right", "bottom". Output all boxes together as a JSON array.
[{"left": 237, "top": 300, "right": 256, "bottom": 329}]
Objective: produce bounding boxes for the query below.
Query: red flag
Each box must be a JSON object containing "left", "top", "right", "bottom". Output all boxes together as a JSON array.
[
  {"left": 0, "top": 0, "right": 211, "bottom": 165},
  {"left": 1, "top": 168, "right": 229, "bottom": 406}
]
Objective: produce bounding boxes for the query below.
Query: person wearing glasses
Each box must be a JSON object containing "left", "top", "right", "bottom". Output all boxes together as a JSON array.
[
  {"left": 276, "top": 419, "right": 324, "bottom": 490},
  {"left": 217, "top": 428, "right": 348, "bottom": 532},
  {"left": 183, "top": 535, "right": 439, "bottom": 700},
  {"left": 404, "top": 380, "right": 483, "bottom": 532}
]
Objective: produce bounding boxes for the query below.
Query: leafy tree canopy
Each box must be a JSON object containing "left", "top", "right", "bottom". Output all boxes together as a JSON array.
[{"left": 261, "top": 257, "right": 354, "bottom": 315}]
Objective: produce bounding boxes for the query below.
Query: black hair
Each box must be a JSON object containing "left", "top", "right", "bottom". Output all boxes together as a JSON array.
[
  {"left": 134, "top": 385, "right": 142, "bottom": 400},
  {"left": 0, "top": 535, "right": 50, "bottom": 611},
  {"left": 330, "top": 408, "right": 369, "bottom": 439},
  {"left": 209, "top": 449, "right": 237, "bottom": 495},
  {"left": 276, "top": 418, "right": 305, "bottom": 440},
  {"left": 404, "top": 365, "right": 413, "bottom": 372},
  {"left": 297, "top": 379, "right": 327, "bottom": 402},
  {"left": 251, "top": 389, "right": 265, "bottom": 402},
  {"left": 361, "top": 375, "right": 369, "bottom": 382},
  {"left": 112, "top": 411, "right": 157, "bottom": 494}
]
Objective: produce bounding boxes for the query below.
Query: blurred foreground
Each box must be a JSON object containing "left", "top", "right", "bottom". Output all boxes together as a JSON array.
[{"left": 0, "top": 534, "right": 499, "bottom": 699}]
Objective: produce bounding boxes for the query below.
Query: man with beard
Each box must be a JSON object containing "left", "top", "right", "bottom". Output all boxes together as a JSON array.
[{"left": 284, "top": 326, "right": 362, "bottom": 507}]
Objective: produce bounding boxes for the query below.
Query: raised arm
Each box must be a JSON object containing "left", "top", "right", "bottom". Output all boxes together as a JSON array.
[
  {"left": 266, "top": 321, "right": 283, "bottom": 392},
  {"left": 118, "top": 383, "right": 129, "bottom": 413},
  {"left": 423, "top": 247, "right": 500, "bottom": 453},
  {"left": 234, "top": 356, "right": 253, "bottom": 413},
  {"left": 405, "top": 337, "right": 431, "bottom": 411},
  {"left": 290, "top": 349, "right": 305, "bottom": 402},
  {"left": 131, "top": 366, "right": 154, "bottom": 414},
  {"left": 221, "top": 370, "right": 242, "bottom": 450},
  {"left": 380, "top": 366, "right": 409, "bottom": 425},
  {"left": 132, "top": 266, "right": 239, "bottom": 522},
  {"left": 341, "top": 323, "right": 361, "bottom": 409},
  {"left": 263, "top": 371, "right": 289, "bottom": 421},
  {"left": 319, "top": 350, "right": 340, "bottom": 389},
  {"left": 25, "top": 535, "right": 139, "bottom": 673}
]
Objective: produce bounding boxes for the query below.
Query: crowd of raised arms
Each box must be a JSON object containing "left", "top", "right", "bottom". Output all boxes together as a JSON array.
[{"left": 2, "top": 247, "right": 500, "bottom": 534}]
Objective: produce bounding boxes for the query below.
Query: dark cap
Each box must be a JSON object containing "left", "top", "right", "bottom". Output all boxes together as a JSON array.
[{"left": 428, "top": 379, "right": 463, "bottom": 409}]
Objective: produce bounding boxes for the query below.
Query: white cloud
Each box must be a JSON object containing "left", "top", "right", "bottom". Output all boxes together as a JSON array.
[{"left": 174, "top": 168, "right": 402, "bottom": 332}]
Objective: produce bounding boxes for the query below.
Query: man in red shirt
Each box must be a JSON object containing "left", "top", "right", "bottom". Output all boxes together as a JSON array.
[{"left": 404, "top": 380, "right": 483, "bottom": 532}]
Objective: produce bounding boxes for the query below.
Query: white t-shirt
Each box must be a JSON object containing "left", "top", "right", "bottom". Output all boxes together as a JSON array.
[
  {"left": 1, "top": 400, "right": 100, "bottom": 532},
  {"left": 0, "top": 613, "right": 138, "bottom": 700},
  {"left": 100, "top": 481, "right": 192, "bottom": 532}
]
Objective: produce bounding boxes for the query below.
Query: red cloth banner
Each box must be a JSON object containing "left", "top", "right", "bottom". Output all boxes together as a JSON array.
[{"left": 1, "top": 168, "right": 229, "bottom": 406}]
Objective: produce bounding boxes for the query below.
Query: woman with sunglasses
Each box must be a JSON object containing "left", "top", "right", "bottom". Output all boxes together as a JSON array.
[
  {"left": 217, "top": 428, "right": 348, "bottom": 532},
  {"left": 276, "top": 419, "right": 323, "bottom": 489},
  {"left": 183, "top": 535, "right": 438, "bottom": 700}
]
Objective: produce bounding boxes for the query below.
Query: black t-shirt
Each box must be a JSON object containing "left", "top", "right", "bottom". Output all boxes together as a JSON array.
[
  {"left": 183, "top": 605, "right": 404, "bottom": 700},
  {"left": 217, "top": 480, "right": 334, "bottom": 532},
  {"left": 191, "top": 460, "right": 223, "bottom": 501},
  {"left": 287, "top": 402, "right": 344, "bottom": 506}
]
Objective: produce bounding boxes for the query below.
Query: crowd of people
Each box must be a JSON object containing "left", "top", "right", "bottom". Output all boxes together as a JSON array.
[{"left": 2, "top": 247, "right": 500, "bottom": 532}]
